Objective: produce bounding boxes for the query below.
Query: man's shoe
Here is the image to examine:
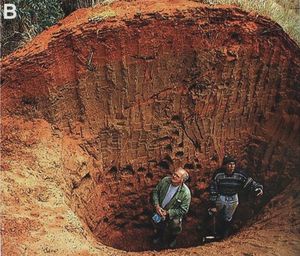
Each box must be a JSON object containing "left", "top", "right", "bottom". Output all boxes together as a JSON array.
[
  {"left": 168, "top": 239, "right": 177, "bottom": 248},
  {"left": 152, "top": 237, "right": 161, "bottom": 245},
  {"left": 222, "top": 220, "right": 231, "bottom": 239},
  {"left": 197, "top": 224, "right": 202, "bottom": 232}
]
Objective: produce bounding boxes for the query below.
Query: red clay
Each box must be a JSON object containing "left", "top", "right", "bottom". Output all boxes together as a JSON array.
[{"left": 1, "top": 0, "right": 300, "bottom": 254}]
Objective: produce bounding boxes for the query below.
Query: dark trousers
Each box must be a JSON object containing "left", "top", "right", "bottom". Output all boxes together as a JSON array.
[{"left": 153, "top": 217, "right": 182, "bottom": 243}]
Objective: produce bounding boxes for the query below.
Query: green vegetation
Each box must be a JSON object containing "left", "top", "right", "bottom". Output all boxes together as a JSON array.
[{"left": 1, "top": 0, "right": 64, "bottom": 56}]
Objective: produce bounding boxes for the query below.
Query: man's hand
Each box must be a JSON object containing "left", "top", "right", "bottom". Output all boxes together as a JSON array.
[
  {"left": 209, "top": 207, "right": 217, "bottom": 214},
  {"left": 155, "top": 205, "right": 165, "bottom": 217},
  {"left": 155, "top": 205, "right": 168, "bottom": 218},
  {"left": 161, "top": 209, "right": 168, "bottom": 218},
  {"left": 255, "top": 188, "right": 263, "bottom": 196}
]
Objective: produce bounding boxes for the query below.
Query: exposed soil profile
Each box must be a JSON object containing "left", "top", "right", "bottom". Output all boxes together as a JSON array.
[{"left": 1, "top": 0, "right": 300, "bottom": 255}]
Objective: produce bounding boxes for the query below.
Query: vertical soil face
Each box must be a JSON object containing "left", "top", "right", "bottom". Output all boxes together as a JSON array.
[{"left": 1, "top": 0, "right": 300, "bottom": 252}]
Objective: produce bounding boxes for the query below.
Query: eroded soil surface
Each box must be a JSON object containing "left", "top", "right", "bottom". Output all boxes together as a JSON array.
[{"left": 1, "top": 0, "right": 300, "bottom": 255}]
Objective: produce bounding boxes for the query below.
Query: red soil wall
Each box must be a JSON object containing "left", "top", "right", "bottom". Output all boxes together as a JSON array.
[{"left": 2, "top": 0, "right": 300, "bottom": 251}]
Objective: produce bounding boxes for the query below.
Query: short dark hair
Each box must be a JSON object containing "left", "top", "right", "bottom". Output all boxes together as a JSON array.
[{"left": 222, "top": 156, "right": 236, "bottom": 165}]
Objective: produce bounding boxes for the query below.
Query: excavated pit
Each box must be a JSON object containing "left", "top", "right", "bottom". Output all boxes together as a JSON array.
[{"left": 1, "top": 0, "right": 300, "bottom": 253}]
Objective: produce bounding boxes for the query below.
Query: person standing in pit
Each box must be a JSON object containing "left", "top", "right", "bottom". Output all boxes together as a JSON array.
[
  {"left": 152, "top": 167, "right": 191, "bottom": 248},
  {"left": 208, "top": 156, "right": 263, "bottom": 238}
]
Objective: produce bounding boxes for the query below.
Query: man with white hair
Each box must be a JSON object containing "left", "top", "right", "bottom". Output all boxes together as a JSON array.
[{"left": 152, "top": 167, "right": 191, "bottom": 248}]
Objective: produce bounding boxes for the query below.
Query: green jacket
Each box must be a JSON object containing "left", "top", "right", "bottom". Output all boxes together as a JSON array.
[{"left": 152, "top": 176, "right": 191, "bottom": 219}]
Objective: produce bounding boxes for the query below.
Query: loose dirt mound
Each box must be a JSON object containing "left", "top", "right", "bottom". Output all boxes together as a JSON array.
[{"left": 1, "top": 0, "right": 300, "bottom": 255}]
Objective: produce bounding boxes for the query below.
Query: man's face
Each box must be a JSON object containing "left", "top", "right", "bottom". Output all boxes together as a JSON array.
[
  {"left": 225, "top": 162, "right": 235, "bottom": 174},
  {"left": 171, "top": 170, "right": 184, "bottom": 185}
]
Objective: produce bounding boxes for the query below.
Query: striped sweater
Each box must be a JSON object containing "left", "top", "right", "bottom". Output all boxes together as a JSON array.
[{"left": 209, "top": 168, "right": 263, "bottom": 203}]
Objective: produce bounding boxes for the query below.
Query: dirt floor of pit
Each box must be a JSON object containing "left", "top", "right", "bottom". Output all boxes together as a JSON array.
[{"left": 1, "top": 117, "right": 300, "bottom": 256}]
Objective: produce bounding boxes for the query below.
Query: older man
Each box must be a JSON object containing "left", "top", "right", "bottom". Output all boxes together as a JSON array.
[
  {"left": 209, "top": 156, "right": 263, "bottom": 238},
  {"left": 152, "top": 167, "right": 191, "bottom": 248}
]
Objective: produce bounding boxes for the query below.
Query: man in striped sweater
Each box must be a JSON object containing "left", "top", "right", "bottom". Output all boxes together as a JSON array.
[{"left": 209, "top": 156, "right": 263, "bottom": 238}]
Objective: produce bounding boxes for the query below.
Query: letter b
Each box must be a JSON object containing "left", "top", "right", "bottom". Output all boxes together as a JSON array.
[{"left": 4, "top": 4, "right": 17, "bottom": 19}]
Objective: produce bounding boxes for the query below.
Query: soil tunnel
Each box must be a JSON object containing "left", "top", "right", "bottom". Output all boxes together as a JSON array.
[{"left": 1, "top": 0, "right": 300, "bottom": 253}]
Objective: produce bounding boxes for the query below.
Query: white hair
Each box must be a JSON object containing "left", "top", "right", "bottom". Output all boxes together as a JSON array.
[{"left": 177, "top": 167, "right": 189, "bottom": 182}]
